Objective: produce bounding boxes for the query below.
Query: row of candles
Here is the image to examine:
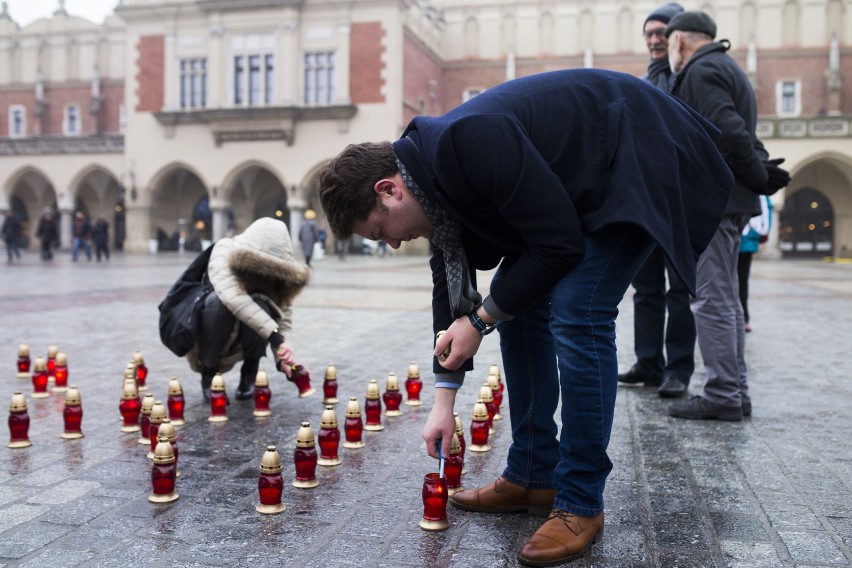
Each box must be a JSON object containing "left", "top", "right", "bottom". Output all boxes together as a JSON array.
[{"left": 10, "top": 343, "right": 506, "bottom": 531}]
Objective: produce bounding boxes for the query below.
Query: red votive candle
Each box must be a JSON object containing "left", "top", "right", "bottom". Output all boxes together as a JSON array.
[
  {"left": 292, "top": 422, "right": 319, "bottom": 488},
  {"left": 322, "top": 363, "right": 338, "bottom": 404},
  {"left": 60, "top": 386, "right": 84, "bottom": 439},
  {"left": 317, "top": 405, "right": 341, "bottom": 466},
  {"left": 253, "top": 370, "right": 271, "bottom": 417},
  {"left": 8, "top": 392, "right": 32, "bottom": 448},
  {"left": 119, "top": 380, "right": 141, "bottom": 433},
  {"left": 383, "top": 372, "right": 403, "bottom": 416},
  {"left": 405, "top": 361, "right": 422, "bottom": 406},
  {"left": 419, "top": 472, "right": 450, "bottom": 531},
  {"left": 166, "top": 377, "right": 185, "bottom": 426},
  {"left": 342, "top": 397, "right": 365, "bottom": 449},
  {"left": 256, "top": 445, "right": 285, "bottom": 514}
]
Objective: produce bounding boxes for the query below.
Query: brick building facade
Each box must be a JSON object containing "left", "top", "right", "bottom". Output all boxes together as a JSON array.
[{"left": 1, "top": 0, "right": 851, "bottom": 259}]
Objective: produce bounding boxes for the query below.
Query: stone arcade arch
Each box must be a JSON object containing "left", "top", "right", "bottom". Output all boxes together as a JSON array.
[
  {"left": 222, "top": 163, "right": 290, "bottom": 239},
  {"left": 3, "top": 167, "right": 57, "bottom": 250},
  {"left": 150, "top": 165, "right": 210, "bottom": 253},
  {"left": 70, "top": 165, "right": 124, "bottom": 251},
  {"left": 778, "top": 153, "right": 852, "bottom": 259}
]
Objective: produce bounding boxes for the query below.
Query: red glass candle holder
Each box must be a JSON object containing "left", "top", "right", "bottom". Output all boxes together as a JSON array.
[
  {"left": 166, "top": 377, "right": 185, "bottom": 426},
  {"left": 60, "top": 386, "right": 84, "bottom": 439},
  {"left": 291, "top": 364, "right": 315, "bottom": 398},
  {"left": 257, "top": 445, "right": 285, "bottom": 514},
  {"left": 445, "top": 456, "right": 463, "bottom": 495},
  {"left": 479, "top": 384, "right": 496, "bottom": 433},
  {"left": 419, "top": 472, "right": 450, "bottom": 531},
  {"left": 148, "top": 437, "right": 179, "bottom": 503},
  {"left": 119, "top": 381, "right": 141, "bottom": 433},
  {"left": 342, "top": 397, "right": 365, "bottom": 449},
  {"left": 134, "top": 351, "right": 148, "bottom": 391},
  {"left": 208, "top": 374, "right": 228, "bottom": 422},
  {"left": 489, "top": 381, "right": 503, "bottom": 421},
  {"left": 52, "top": 352, "right": 69, "bottom": 392},
  {"left": 138, "top": 394, "right": 154, "bottom": 445},
  {"left": 16, "top": 344, "right": 31, "bottom": 379},
  {"left": 454, "top": 412, "right": 468, "bottom": 475},
  {"left": 469, "top": 401, "right": 491, "bottom": 452},
  {"left": 46, "top": 345, "right": 58, "bottom": 379},
  {"left": 293, "top": 422, "right": 319, "bottom": 488},
  {"left": 253, "top": 370, "right": 271, "bottom": 417},
  {"left": 157, "top": 420, "right": 179, "bottom": 477},
  {"left": 404, "top": 365, "right": 423, "bottom": 407},
  {"left": 318, "top": 406, "right": 341, "bottom": 466},
  {"left": 148, "top": 401, "right": 167, "bottom": 458},
  {"left": 363, "top": 380, "right": 384, "bottom": 431},
  {"left": 322, "top": 363, "right": 338, "bottom": 404},
  {"left": 31, "top": 357, "right": 49, "bottom": 399},
  {"left": 383, "top": 372, "right": 403, "bottom": 417},
  {"left": 8, "top": 392, "right": 31, "bottom": 448}
]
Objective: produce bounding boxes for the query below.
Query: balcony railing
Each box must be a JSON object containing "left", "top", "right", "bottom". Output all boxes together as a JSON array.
[
  {"left": 0, "top": 134, "right": 124, "bottom": 156},
  {"left": 757, "top": 116, "right": 851, "bottom": 139}
]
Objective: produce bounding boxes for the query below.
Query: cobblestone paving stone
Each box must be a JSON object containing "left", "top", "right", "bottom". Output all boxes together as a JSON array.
[{"left": 0, "top": 251, "right": 850, "bottom": 567}]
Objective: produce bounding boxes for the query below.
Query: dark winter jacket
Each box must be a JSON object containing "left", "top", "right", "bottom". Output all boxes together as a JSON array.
[
  {"left": 392, "top": 69, "right": 733, "bottom": 372},
  {"left": 672, "top": 41, "right": 766, "bottom": 216},
  {"left": 36, "top": 216, "right": 59, "bottom": 246},
  {"left": 643, "top": 56, "right": 676, "bottom": 92},
  {"left": 92, "top": 218, "right": 109, "bottom": 247},
  {"left": 2, "top": 215, "right": 22, "bottom": 242}
]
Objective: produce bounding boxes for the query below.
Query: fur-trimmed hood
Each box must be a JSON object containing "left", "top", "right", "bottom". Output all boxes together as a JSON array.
[{"left": 228, "top": 218, "right": 310, "bottom": 307}]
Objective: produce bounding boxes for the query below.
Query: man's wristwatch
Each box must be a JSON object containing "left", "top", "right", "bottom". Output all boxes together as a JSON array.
[{"left": 468, "top": 309, "right": 497, "bottom": 336}]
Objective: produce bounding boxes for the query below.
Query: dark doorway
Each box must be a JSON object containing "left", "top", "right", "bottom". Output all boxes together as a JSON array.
[{"left": 779, "top": 188, "right": 834, "bottom": 257}]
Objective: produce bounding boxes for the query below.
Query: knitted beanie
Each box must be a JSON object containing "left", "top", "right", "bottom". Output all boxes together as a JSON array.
[{"left": 645, "top": 2, "right": 684, "bottom": 27}]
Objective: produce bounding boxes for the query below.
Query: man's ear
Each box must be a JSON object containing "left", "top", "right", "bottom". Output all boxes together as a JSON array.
[{"left": 374, "top": 177, "right": 398, "bottom": 198}]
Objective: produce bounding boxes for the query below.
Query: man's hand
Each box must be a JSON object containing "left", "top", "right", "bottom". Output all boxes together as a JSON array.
[
  {"left": 434, "top": 316, "right": 483, "bottom": 370},
  {"left": 276, "top": 343, "right": 295, "bottom": 377},
  {"left": 423, "top": 387, "right": 458, "bottom": 459},
  {"left": 758, "top": 157, "right": 791, "bottom": 195}
]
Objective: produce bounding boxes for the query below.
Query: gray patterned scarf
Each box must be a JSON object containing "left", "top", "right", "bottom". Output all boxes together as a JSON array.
[{"left": 396, "top": 158, "right": 481, "bottom": 319}]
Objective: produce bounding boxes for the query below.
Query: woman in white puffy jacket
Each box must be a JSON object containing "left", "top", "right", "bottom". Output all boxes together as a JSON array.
[{"left": 186, "top": 217, "right": 311, "bottom": 400}]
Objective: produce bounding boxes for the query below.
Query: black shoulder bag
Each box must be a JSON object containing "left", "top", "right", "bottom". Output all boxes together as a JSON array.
[{"left": 158, "top": 244, "right": 216, "bottom": 357}]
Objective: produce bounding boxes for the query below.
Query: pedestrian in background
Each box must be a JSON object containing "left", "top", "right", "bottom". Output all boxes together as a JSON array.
[
  {"left": 93, "top": 215, "right": 110, "bottom": 262},
  {"left": 2, "top": 210, "right": 23, "bottom": 263},
  {"left": 186, "top": 217, "right": 311, "bottom": 401},
  {"left": 664, "top": 12, "right": 790, "bottom": 422},
  {"left": 71, "top": 211, "right": 93, "bottom": 262},
  {"left": 36, "top": 207, "right": 59, "bottom": 261},
  {"left": 299, "top": 209, "right": 320, "bottom": 267},
  {"left": 739, "top": 195, "right": 773, "bottom": 332},
  {"left": 618, "top": 1, "right": 696, "bottom": 399},
  {"left": 319, "top": 69, "right": 733, "bottom": 565}
]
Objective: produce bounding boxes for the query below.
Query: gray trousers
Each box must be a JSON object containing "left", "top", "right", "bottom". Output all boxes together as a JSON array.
[{"left": 692, "top": 214, "right": 751, "bottom": 408}]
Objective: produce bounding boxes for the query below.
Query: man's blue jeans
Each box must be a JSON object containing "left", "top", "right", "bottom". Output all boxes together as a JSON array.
[{"left": 497, "top": 224, "right": 655, "bottom": 517}]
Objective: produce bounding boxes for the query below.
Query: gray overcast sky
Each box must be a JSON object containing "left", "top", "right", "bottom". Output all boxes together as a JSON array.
[{"left": 5, "top": 0, "right": 119, "bottom": 27}]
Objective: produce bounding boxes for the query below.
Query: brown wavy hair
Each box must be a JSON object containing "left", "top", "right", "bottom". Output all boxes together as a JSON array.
[{"left": 318, "top": 142, "right": 398, "bottom": 239}]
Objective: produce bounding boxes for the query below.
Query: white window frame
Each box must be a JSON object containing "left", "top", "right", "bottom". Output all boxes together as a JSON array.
[
  {"left": 8, "top": 104, "right": 26, "bottom": 138},
  {"left": 229, "top": 34, "right": 275, "bottom": 107},
  {"left": 775, "top": 80, "right": 801, "bottom": 117},
  {"left": 179, "top": 57, "right": 208, "bottom": 109},
  {"left": 303, "top": 51, "right": 336, "bottom": 105},
  {"left": 63, "top": 104, "right": 81, "bottom": 136},
  {"left": 463, "top": 88, "right": 484, "bottom": 102}
]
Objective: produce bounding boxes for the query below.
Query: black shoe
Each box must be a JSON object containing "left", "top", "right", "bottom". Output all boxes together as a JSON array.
[
  {"left": 657, "top": 376, "right": 687, "bottom": 398},
  {"left": 742, "top": 400, "right": 752, "bottom": 417},
  {"left": 668, "top": 396, "right": 743, "bottom": 421},
  {"left": 617, "top": 366, "right": 662, "bottom": 387},
  {"left": 235, "top": 385, "right": 255, "bottom": 400}
]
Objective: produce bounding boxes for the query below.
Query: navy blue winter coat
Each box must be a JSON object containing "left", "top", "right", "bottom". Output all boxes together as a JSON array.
[{"left": 392, "top": 69, "right": 733, "bottom": 342}]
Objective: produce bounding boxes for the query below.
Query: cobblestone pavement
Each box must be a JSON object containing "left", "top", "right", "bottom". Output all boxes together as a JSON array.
[{"left": 1, "top": 250, "right": 851, "bottom": 567}]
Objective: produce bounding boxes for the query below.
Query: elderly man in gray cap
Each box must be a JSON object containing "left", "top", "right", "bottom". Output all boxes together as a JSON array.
[
  {"left": 665, "top": 11, "right": 790, "bottom": 421},
  {"left": 618, "top": 1, "right": 697, "bottom": 400}
]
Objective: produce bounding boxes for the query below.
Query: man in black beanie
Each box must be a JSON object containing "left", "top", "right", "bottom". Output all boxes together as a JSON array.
[
  {"left": 618, "top": 1, "right": 697, "bottom": 399},
  {"left": 665, "top": 11, "right": 790, "bottom": 421}
]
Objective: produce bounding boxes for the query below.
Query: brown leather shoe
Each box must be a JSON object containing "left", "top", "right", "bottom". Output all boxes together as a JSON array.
[
  {"left": 517, "top": 508, "right": 604, "bottom": 566},
  {"left": 449, "top": 477, "right": 556, "bottom": 517}
]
